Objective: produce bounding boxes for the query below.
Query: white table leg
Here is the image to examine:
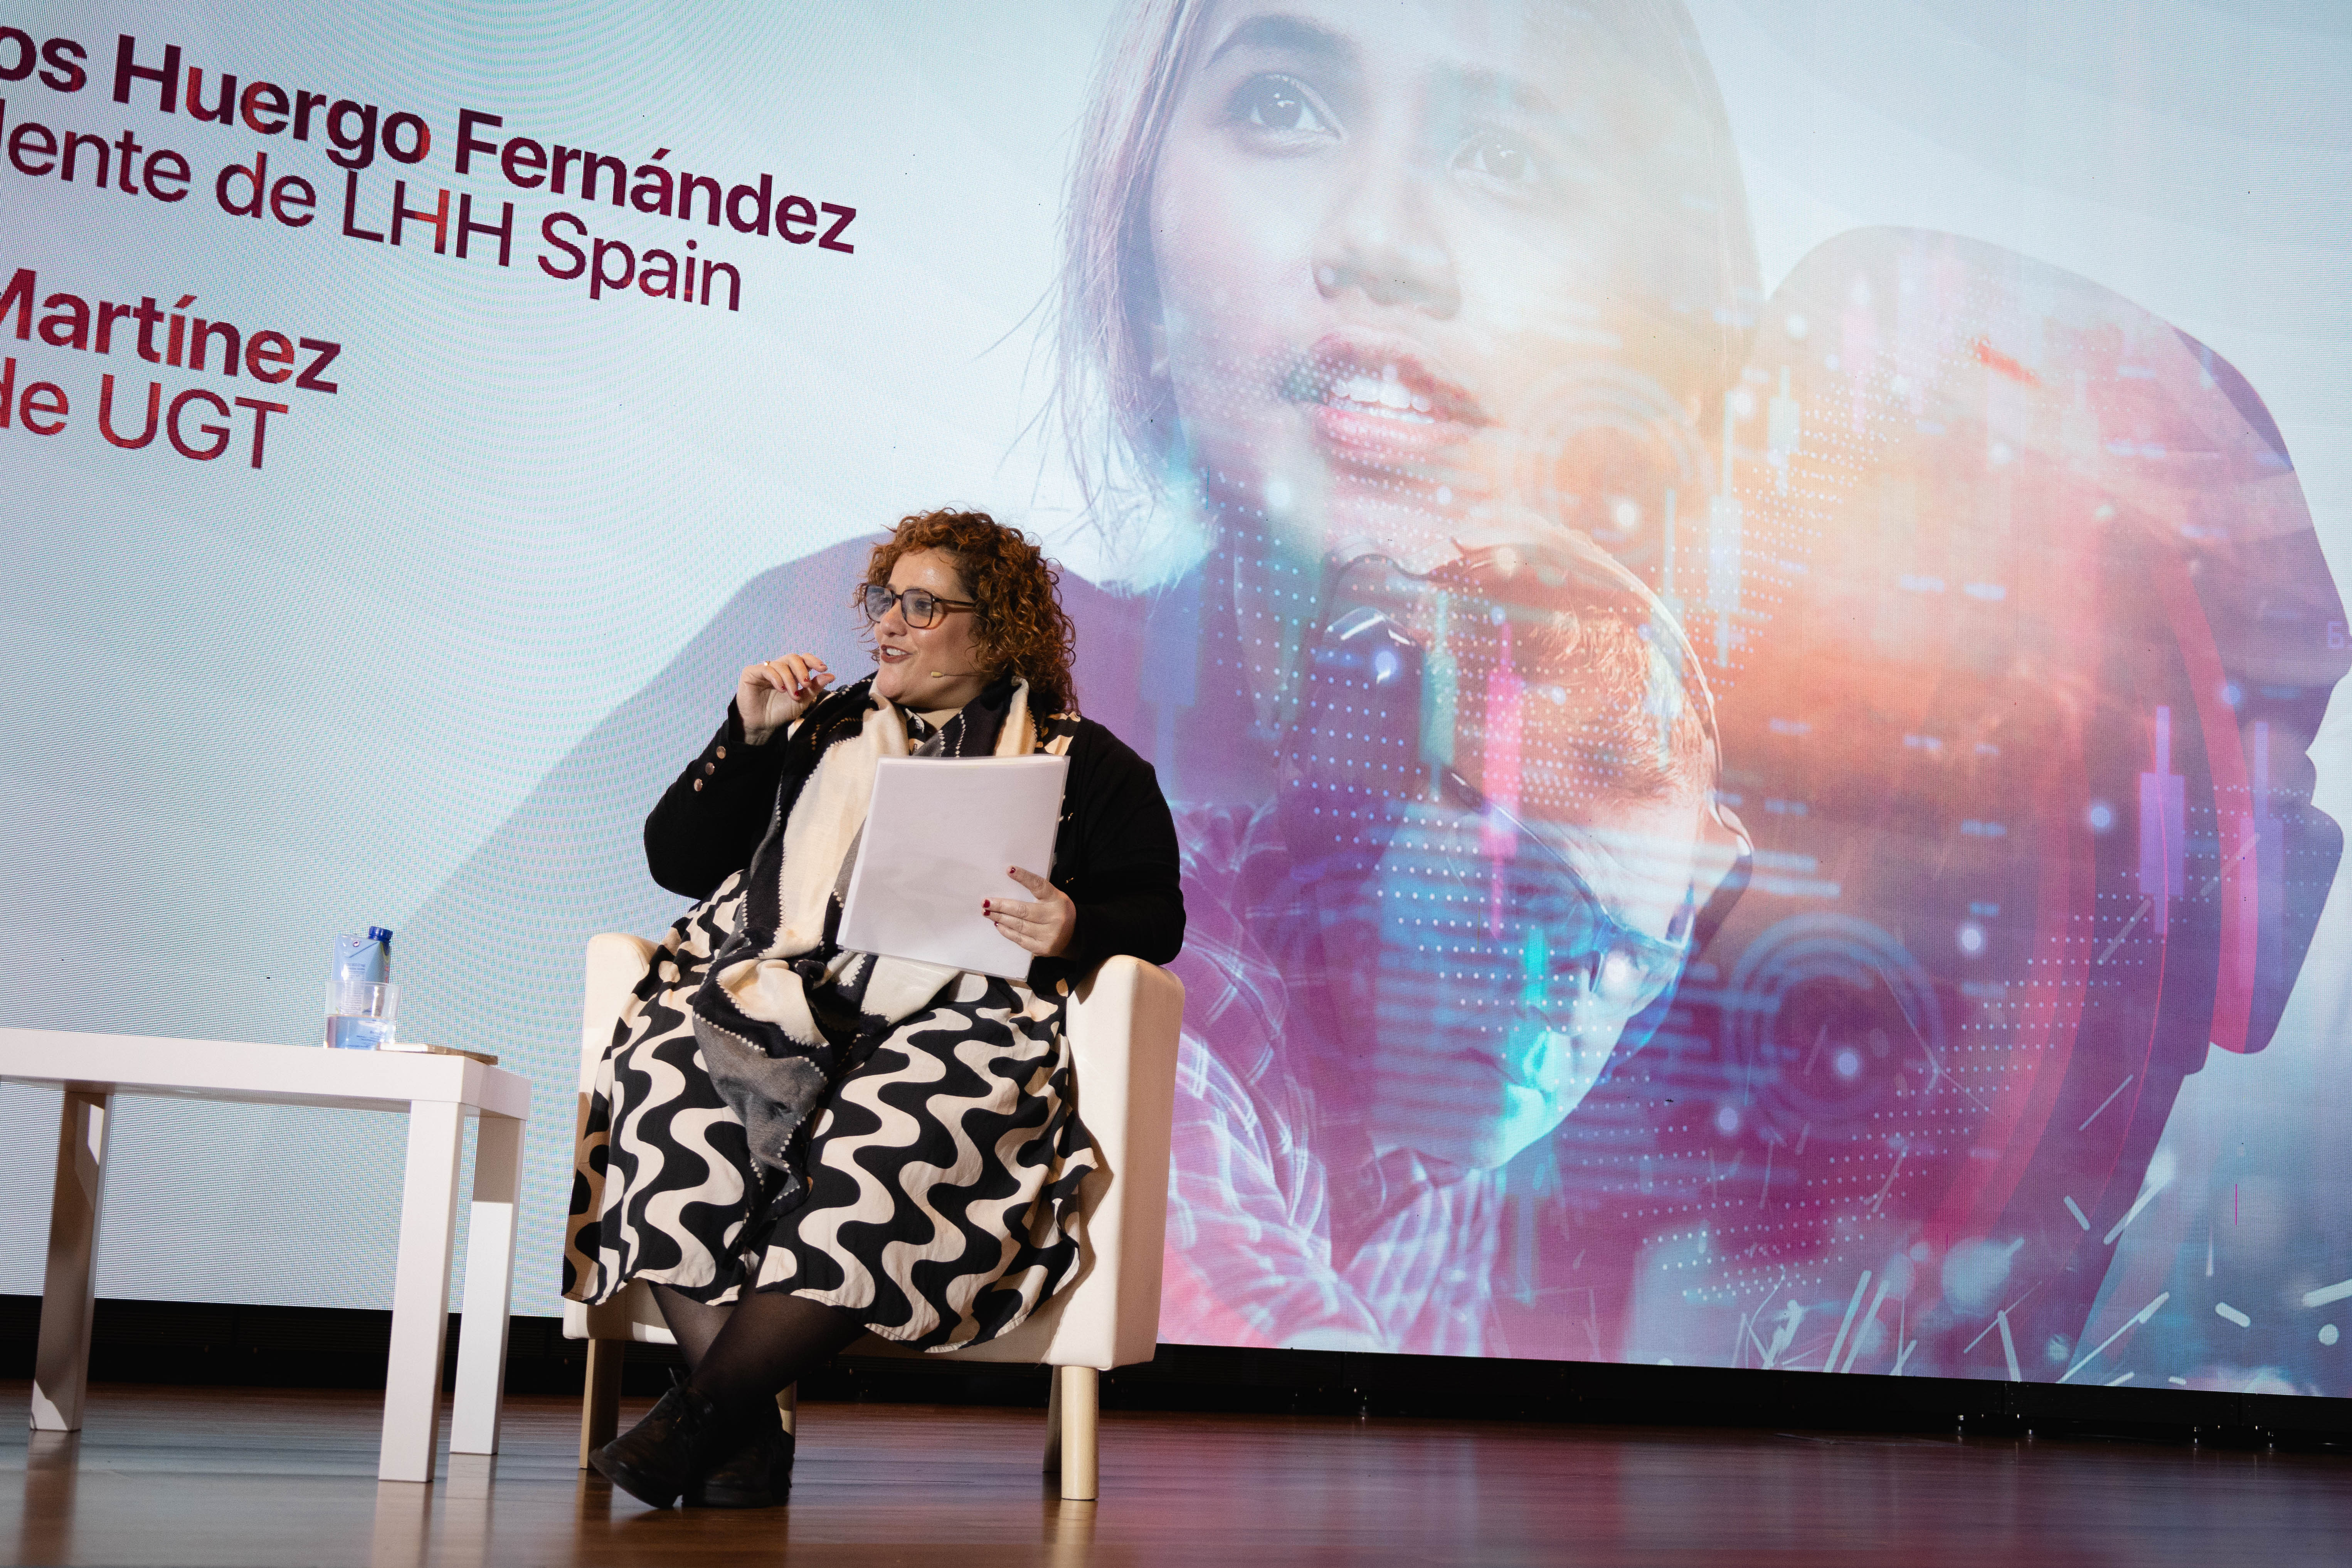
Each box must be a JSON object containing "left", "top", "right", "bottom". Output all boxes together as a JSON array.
[
  {"left": 450, "top": 1112, "right": 522, "bottom": 1456},
  {"left": 380, "top": 1099, "right": 466, "bottom": 1484},
  {"left": 32, "top": 1089, "right": 112, "bottom": 1432}
]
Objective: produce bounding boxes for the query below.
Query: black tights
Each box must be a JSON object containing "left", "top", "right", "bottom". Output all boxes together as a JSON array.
[{"left": 652, "top": 1284, "right": 867, "bottom": 1425}]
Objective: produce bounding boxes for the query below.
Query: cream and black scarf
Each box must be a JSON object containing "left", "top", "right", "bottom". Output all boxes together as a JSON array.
[{"left": 689, "top": 674, "right": 1069, "bottom": 1206}]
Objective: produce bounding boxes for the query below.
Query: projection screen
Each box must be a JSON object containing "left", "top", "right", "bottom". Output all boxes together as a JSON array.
[{"left": 3, "top": 0, "right": 2349, "bottom": 1397}]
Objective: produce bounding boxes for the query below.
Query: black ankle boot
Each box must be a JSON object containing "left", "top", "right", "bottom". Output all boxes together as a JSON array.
[
  {"left": 686, "top": 1399, "right": 794, "bottom": 1509},
  {"left": 589, "top": 1382, "right": 724, "bottom": 1508}
]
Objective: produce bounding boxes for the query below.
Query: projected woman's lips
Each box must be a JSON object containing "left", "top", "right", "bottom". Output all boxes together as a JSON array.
[{"left": 1287, "top": 334, "right": 1492, "bottom": 464}]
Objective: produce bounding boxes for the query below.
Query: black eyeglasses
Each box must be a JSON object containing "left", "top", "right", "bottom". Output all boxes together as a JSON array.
[{"left": 858, "top": 584, "right": 977, "bottom": 629}]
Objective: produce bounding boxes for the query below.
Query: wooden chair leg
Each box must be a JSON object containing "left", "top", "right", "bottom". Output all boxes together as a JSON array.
[
  {"left": 1058, "top": 1365, "right": 1100, "bottom": 1501},
  {"left": 579, "top": 1339, "right": 624, "bottom": 1469},
  {"left": 778, "top": 1382, "right": 797, "bottom": 1437}
]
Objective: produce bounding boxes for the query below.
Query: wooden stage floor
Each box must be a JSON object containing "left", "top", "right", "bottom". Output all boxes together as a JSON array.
[{"left": 2, "top": 1381, "right": 2346, "bottom": 1566}]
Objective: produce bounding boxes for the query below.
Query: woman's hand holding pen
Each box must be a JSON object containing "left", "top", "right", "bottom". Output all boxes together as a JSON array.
[{"left": 737, "top": 653, "right": 832, "bottom": 744}]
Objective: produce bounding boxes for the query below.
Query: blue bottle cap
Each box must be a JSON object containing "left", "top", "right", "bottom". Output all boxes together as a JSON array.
[{"left": 368, "top": 927, "right": 394, "bottom": 943}]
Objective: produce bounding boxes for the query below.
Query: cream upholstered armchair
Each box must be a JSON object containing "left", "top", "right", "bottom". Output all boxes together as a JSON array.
[{"left": 562, "top": 933, "right": 1183, "bottom": 1499}]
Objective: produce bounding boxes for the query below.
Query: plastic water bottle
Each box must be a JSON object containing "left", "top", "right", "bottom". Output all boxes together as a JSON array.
[{"left": 325, "top": 928, "right": 397, "bottom": 1049}]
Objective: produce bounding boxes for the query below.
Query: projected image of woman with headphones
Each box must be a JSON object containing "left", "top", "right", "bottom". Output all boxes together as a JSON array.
[{"left": 1057, "top": 0, "right": 1756, "bottom": 1353}]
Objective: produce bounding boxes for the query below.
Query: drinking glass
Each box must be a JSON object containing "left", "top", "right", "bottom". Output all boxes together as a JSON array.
[{"left": 325, "top": 979, "right": 399, "bottom": 1050}]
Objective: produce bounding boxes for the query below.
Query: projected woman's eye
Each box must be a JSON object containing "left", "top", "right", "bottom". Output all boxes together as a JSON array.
[
  {"left": 1454, "top": 131, "right": 1539, "bottom": 188},
  {"left": 1228, "top": 73, "right": 1334, "bottom": 140}
]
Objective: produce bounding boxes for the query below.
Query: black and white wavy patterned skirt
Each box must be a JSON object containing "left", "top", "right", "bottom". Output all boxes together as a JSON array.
[{"left": 563, "top": 885, "right": 1097, "bottom": 1351}]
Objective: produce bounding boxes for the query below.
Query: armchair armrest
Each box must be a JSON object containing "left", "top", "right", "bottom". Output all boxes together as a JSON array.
[{"left": 579, "top": 933, "right": 657, "bottom": 1093}]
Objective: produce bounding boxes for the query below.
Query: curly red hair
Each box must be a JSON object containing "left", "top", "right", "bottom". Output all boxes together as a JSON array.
[{"left": 861, "top": 510, "right": 1079, "bottom": 715}]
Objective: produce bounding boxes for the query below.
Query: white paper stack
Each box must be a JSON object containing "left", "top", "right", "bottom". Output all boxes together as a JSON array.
[{"left": 837, "top": 753, "right": 1071, "bottom": 978}]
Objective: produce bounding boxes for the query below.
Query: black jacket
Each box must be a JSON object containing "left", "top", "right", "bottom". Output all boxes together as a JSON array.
[{"left": 643, "top": 693, "right": 1184, "bottom": 994}]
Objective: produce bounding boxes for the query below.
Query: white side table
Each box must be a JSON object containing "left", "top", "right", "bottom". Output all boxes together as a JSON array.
[{"left": 0, "top": 1029, "right": 531, "bottom": 1483}]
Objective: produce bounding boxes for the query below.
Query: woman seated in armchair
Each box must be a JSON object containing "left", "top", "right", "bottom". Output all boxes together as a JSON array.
[{"left": 564, "top": 509, "right": 1184, "bottom": 1509}]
